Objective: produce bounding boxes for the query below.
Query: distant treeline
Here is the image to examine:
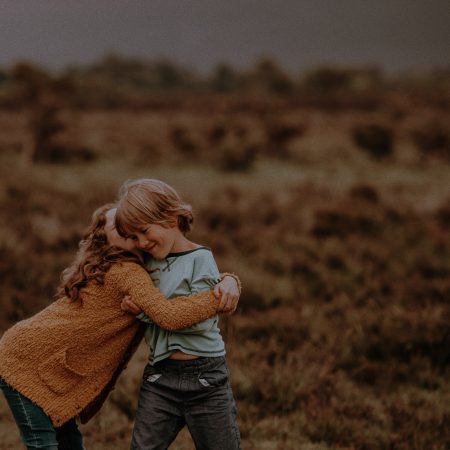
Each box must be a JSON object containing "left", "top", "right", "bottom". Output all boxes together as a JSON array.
[{"left": 0, "top": 55, "right": 449, "bottom": 109}]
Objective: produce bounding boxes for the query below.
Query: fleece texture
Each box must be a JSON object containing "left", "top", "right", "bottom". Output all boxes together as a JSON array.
[{"left": 0, "top": 262, "right": 219, "bottom": 426}]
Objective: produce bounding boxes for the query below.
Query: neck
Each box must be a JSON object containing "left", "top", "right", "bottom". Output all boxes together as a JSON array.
[{"left": 170, "top": 234, "right": 199, "bottom": 253}]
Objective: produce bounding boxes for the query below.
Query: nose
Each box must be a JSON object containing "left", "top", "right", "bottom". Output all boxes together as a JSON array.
[{"left": 137, "top": 235, "right": 149, "bottom": 249}]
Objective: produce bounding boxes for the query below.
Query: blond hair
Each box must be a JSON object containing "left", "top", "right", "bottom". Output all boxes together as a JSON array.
[
  {"left": 56, "top": 203, "right": 141, "bottom": 301},
  {"left": 115, "top": 178, "right": 193, "bottom": 237}
]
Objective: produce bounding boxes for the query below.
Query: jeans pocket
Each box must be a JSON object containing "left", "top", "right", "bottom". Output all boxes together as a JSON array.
[
  {"left": 198, "top": 359, "right": 229, "bottom": 388},
  {"left": 143, "top": 364, "right": 163, "bottom": 384}
]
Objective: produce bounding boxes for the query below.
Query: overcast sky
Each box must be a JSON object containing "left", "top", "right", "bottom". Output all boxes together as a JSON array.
[{"left": 1, "top": 0, "right": 449, "bottom": 73}]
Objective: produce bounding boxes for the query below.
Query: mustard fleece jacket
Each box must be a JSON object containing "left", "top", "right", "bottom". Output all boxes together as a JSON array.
[{"left": 0, "top": 261, "right": 221, "bottom": 427}]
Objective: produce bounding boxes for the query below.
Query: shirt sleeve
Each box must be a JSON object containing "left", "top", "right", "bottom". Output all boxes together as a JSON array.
[
  {"left": 190, "top": 250, "right": 221, "bottom": 294},
  {"left": 108, "top": 262, "right": 220, "bottom": 331},
  {"left": 136, "top": 311, "right": 153, "bottom": 323}
]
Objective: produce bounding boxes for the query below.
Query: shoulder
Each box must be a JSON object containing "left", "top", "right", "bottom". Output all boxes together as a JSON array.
[
  {"left": 190, "top": 248, "right": 219, "bottom": 276},
  {"left": 190, "top": 247, "right": 216, "bottom": 264},
  {"left": 191, "top": 246, "right": 214, "bottom": 261},
  {"left": 167, "top": 246, "right": 216, "bottom": 265}
]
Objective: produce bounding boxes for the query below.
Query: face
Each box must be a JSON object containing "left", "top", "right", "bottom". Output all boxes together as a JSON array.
[
  {"left": 105, "top": 209, "right": 136, "bottom": 252},
  {"left": 128, "top": 222, "right": 179, "bottom": 260}
]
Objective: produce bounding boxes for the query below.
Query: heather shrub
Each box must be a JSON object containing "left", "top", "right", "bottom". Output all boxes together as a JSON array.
[
  {"left": 35, "top": 141, "right": 97, "bottom": 163},
  {"left": 10, "top": 62, "right": 51, "bottom": 105},
  {"left": 245, "top": 57, "right": 294, "bottom": 95},
  {"left": 348, "top": 184, "right": 379, "bottom": 203},
  {"left": 411, "top": 119, "right": 450, "bottom": 160},
  {"left": 28, "top": 100, "right": 65, "bottom": 162},
  {"left": 435, "top": 198, "right": 450, "bottom": 228},
  {"left": 311, "top": 207, "right": 383, "bottom": 239},
  {"left": 210, "top": 64, "right": 242, "bottom": 92},
  {"left": 264, "top": 118, "right": 306, "bottom": 158},
  {"left": 1, "top": 93, "right": 450, "bottom": 449},
  {"left": 133, "top": 141, "right": 163, "bottom": 165},
  {"left": 170, "top": 124, "right": 198, "bottom": 156},
  {"left": 216, "top": 141, "right": 258, "bottom": 172},
  {"left": 199, "top": 186, "right": 244, "bottom": 232},
  {"left": 43, "top": 110, "right": 99, "bottom": 163},
  {"left": 208, "top": 121, "right": 227, "bottom": 145},
  {"left": 352, "top": 123, "right": 394, "bottom": 159}
]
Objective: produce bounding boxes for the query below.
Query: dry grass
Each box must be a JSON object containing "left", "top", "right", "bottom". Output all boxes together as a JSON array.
[{"left": 0, "top": 98, "right": 449, "bottom": 449}]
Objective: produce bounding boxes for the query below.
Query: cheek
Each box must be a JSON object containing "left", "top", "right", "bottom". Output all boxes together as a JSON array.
[
  {"left": 112, "top": 230, "right": 135, "bottom": 250},
  {"left": 159, "top": 230, "right": 174, "bottom": 245},
  {"left": 117, "top": 235, "right": 130, "bottom": 248},
  {"left": 147, "top": 230, "right": 162, "bottom": 242},
  {"left": 109, "top": 231, "right": 120, "bottom": 246}
]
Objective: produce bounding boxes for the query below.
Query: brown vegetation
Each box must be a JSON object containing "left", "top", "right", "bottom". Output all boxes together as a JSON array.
[{"left": 0, "top": 59, "right": 449, "bottom": 449}]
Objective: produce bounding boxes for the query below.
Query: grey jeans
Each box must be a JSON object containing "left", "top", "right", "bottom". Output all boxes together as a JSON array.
[{"left": 131, "top": 356, "right": 241, "bottom": 450}]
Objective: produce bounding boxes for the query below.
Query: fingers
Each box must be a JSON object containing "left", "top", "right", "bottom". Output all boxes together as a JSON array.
[
  {"left": 121, "top": 297, "right": 142, "bottom": 315},
  {"left": 129, "top": 301, "right": 142, "bottom": 315},
  {"left": 224, "top": 304, "right": 238, "bottom": 315},
  {"left": 213, "top": 284, "right": 221, "bottom": 299},
  {"left": 228, "top": 294, "right": 239, "bottom": 312},
  {"left": 218, "top": 292, "right": 239, "bottom": 314},
  {"left": 120, "top": 296, "right": 129, "bottom": 311},
  {"left": 217, "top": 292, "right": 230, "bottom": 312}
]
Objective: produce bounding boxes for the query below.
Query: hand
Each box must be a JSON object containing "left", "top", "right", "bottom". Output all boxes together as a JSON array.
[
  {"left": 214, "top": 276, "right": 240, "bottom": 314},
  {"left": 121, "top": 295, "right": 142, "bottom": 315}
]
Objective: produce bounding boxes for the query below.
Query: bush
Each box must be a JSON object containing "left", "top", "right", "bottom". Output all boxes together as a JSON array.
[
  {"left": 29, "top": 101, "right": 66, "bottom": 162},
  {"left": 302, "top": 66, "right": 353, "bottom": 92},
  {"left": 208, "top": 122, "right": 227, "bottom": 145},
  {"left": 352, "top": 124, "right": 394, "bottom": 159},
  {"left": 349, "top": 184, "right": 380, "bottom": 203},
  {"left": 411, "top": 119, "right": 450, "bottom": 160},
  {"left": 311, "top": 208, "right": 382, "bottom": 239},
  {"left": 216, "top": 143, "right": 257, "bottom": 172},
  {"left": 246, "top": 57, "right": 294, "bottom": 95},
  {"left": 170, "top": 125, "right": 197, "bottom": 155},
  {"left": 435, "top": 199, "right": 450, "bottom": 228},
  {"left": 41, "top": 144, "right": 97, "bottom": 163}
]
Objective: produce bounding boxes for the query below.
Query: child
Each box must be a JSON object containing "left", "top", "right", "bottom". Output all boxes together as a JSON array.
[
  {"left": 115, "top": 179, "right": 241, "bottom": 450},
  {"left": 0, "top": 204, "right": 235, "bottom": 450}
]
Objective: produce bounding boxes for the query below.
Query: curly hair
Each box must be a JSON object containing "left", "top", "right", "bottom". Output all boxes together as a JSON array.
[{"left": 56, "top": 203, "right": 141, "bottom": 302}]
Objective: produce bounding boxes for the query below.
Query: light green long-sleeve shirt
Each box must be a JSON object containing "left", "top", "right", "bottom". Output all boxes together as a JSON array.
[{"left": 138, "top": 246, "right": 225, "bottom": 365}]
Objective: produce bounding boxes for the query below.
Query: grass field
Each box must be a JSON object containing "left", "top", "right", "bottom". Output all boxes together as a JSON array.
[{"left": 0, "top": 99, "right": 449, "bottom": 449}]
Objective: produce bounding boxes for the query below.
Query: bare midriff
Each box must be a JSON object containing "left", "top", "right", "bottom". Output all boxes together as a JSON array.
[{"left": 169, "top": 351, "right": 199, "bottom": 360}]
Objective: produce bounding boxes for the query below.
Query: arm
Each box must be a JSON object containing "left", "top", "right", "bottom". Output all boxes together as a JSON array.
[
  {"left": 174, "top": 276, "right": 220, "bottom": 334},
  {"left": 121, "top": 274, "right": 242, "bottom": 316},
  {"left": 111, "top": 262, "right": 220, "bottom": 331},
  {"left": 133, "top": 272, "right": 226, "bottom": 324}
]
